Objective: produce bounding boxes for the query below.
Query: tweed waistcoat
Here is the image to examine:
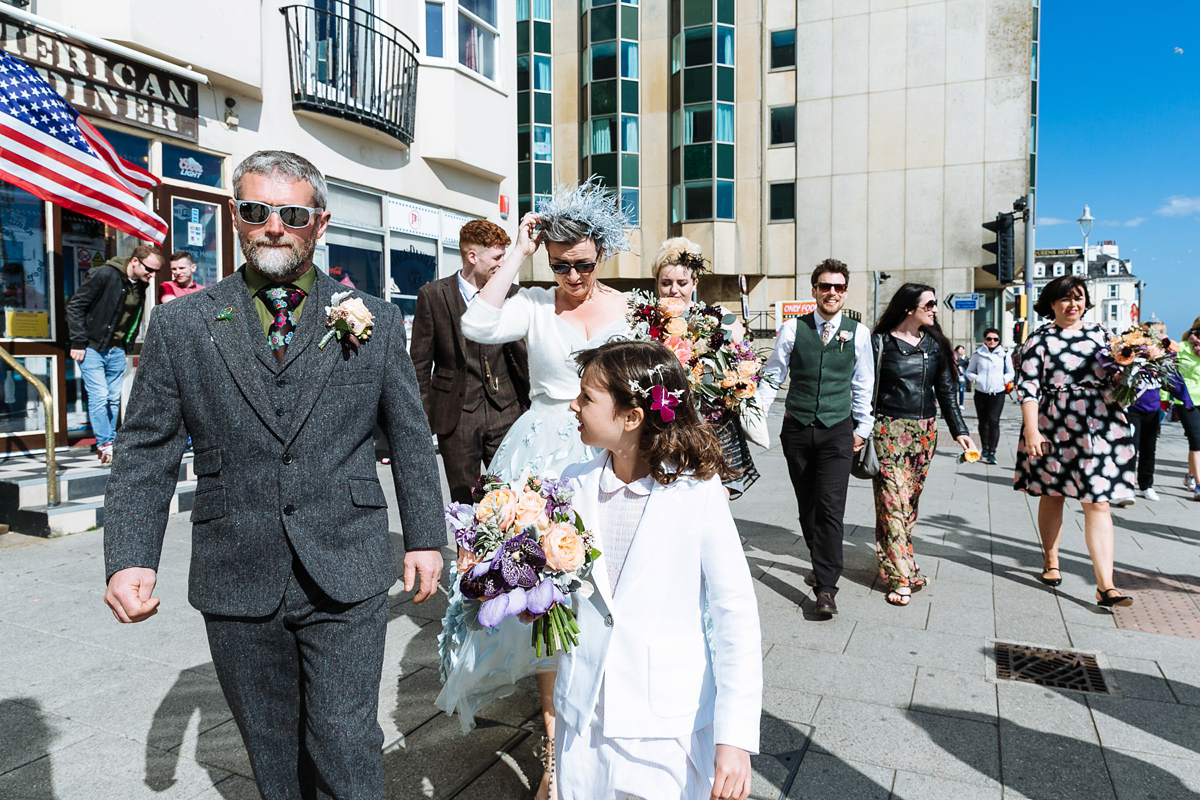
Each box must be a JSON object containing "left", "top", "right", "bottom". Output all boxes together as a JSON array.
[{"left": 784, "top": 313, "right": 857, "bottom": 427}]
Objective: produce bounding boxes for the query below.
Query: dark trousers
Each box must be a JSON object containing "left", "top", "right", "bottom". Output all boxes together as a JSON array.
[
  {"left": 973, "top": 390, "right": 1007, "bottom": 455},
  {"left": 204, "top": 559, "right": 388, "bottom": 800},
  {"left": 438, "top": 399, "right": 522, "bottom": 504},
  {"left": 1128, "top": 407, "right": 1161, "bottom": 490},
  {"left": 780, "top": 414, "right": 854, "bottom": 595}
]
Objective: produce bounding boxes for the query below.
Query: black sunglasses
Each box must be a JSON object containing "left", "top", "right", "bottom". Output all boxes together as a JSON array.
[
  {"left": 918, "top": 300, "right": 938, "bottom": 311},
  {"left": 984, "top": 336, "right": 1000, "bottom": 342},
  {"left": 236, "top": 201, "right": 322, "bottom": 228},
  {"left": 549, "top": 261, "right": 597, "bottom": 275},
  {"left": 814, "top": 281, "right": 847, "bottom": 293}
]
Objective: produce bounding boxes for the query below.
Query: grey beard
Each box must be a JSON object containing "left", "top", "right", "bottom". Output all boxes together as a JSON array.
[{"left": 240, "top": 235, "right": 315, "bottom": 281}]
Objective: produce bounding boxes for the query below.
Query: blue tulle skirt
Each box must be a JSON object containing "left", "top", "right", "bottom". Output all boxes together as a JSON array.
[{"left": 435, "top": 397, "right": 599, "bottom": 733}]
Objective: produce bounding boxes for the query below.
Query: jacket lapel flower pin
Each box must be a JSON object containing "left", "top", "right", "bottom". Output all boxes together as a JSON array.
[
  {"left": 215, "top": 306, "right": 235, "bottom": 322},
  {"left": 837, "top": 329, "right": 854, "bottom": 352},
  {"left": 319, "top": 290, "right": 375, "bottom": 350}
]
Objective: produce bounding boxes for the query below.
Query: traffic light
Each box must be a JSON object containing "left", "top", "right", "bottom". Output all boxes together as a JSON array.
[{"left": 982, "top": 212, "right": 1015, "bottom": 284}]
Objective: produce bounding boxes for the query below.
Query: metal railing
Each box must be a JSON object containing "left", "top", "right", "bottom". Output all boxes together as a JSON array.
[
  {"left": 281, "top": 2, "right": 420, "bottom": 145},
  {"left": 0, "top": 349, "right": 57, "bottom": 506}
]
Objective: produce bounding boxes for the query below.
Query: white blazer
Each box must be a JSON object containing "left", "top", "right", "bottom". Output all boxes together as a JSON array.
[{"left": 555, "top": 455, "right": 762, "bottom": 752}]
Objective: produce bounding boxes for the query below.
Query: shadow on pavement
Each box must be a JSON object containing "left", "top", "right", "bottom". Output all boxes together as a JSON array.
[
  {"left": 0, "top": 698, "right": 57, "bottom": 799},
  {"left": 144, "top": 669, "right": 243, "bottom": 797}
]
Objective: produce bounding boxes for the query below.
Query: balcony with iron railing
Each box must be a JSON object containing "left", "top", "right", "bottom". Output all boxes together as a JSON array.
[{"left": 281, "top": 2, "right": 419, "bottom": 145}]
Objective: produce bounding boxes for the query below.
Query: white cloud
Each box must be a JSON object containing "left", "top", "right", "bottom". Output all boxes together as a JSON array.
[
  {"left": 1155, "top": 196, "right": 1200, "bottom": 217},
  {"left": 1124, "top": 217, "right": 1147, "bottom": 227},
  {"left": 1101, "top": 217, "right": 1148, "bottom": 227},
  {"left": 1037, "top": 217, "right": 1070, "bottom": 226}
]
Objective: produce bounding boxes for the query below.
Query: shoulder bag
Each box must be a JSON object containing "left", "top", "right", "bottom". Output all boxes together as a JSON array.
[{"left": 851, "top": 333, "right": 883, "bottom": 480}]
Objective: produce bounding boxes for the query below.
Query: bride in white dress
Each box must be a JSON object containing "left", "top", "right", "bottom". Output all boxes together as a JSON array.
[{"left": 436, "top": 181, "right": 632, "bottom": 799}]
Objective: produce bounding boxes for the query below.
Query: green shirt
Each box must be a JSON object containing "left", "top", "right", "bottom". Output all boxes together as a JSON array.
[
  {"left": 108, "top": 269, "right": 147, "bottom": 350},
  {"left": 243, "top": 265, "right": 317, "bottom": 340}
]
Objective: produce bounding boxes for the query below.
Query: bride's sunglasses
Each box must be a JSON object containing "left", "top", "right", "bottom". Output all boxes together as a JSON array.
[{"left": 236, "top": 201, "right": 323, "bottom": 229}]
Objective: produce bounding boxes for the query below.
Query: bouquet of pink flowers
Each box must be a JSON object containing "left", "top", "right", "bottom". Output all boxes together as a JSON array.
[
  {"left": 445, "top": 474, "right": 599, "bottom": 657},
  {"left": 1097, "top": 324, "right": 1180, "bottom": 406},
  {"left": 627, "top": 289, "right": 774, "bottom": 422}
]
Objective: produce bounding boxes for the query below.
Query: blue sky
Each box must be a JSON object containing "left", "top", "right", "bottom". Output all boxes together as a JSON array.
[{"left": 1035, "top": 0, "right": 1200, "bottom": 337}]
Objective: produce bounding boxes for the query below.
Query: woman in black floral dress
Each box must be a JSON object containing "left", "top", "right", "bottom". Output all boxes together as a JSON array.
[{"left": 1015, "top": 275, "right": 1136, "bottom": 607}]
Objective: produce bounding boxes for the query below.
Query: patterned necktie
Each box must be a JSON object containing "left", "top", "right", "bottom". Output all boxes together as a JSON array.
[
  {"left": 821, "top": 321, "right": 834, "bottom": 345},
  {"left": 259, "top": 284, "right": 306, "bottom": 362}
]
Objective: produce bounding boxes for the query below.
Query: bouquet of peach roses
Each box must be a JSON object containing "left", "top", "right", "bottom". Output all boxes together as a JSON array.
[
  {"left": 627, "top": 289, "right": 774, "bottom": 423},
  {"left": 1097, "top": 323, "right": 1180, "bottom": 407},
  {"left": 444, "top": 474, "right": 599, "bottom": 657}
]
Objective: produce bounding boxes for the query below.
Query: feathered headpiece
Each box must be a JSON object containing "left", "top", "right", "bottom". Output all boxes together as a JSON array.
[{"left": 535, "top": 177, "right": 633, "bottom": 259}]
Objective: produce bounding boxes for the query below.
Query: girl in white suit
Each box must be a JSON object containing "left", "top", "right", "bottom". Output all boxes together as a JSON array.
[{"left": 552, "top": 340, "right": 762, "bottom": 800}]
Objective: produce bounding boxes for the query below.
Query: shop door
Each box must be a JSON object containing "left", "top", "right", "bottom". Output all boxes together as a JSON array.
[{"left": 155, "top": 185, "right": 234, "bottom": 299}]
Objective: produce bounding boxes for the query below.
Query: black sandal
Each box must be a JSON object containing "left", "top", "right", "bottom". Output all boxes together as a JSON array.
[
  {"left": 1039, "top": 564, "right": 1062, "bottom": 586},
  {"left": 1096, "top": 588, "right": 1133, "bottom": 608},
  {"left": 885, "top": 588, "right": 911, "bottom": 607}
]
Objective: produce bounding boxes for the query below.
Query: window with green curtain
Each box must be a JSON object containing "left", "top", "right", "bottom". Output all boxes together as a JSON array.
[
  {"left": 534, "top": 55, "right": 552, "bottom": 91},
  {"left": 621, "top": 115, "right": 639, "bottom": 152},
  {"left": 621, "top": 41, "right": 639, "bottom": 79},
  {"left": 716, "top": 25, "right": 734, "bottom": 65},
  {"left": 592, "top": 117, "right": 617, "bottom": 154},
  {"left": 683, "top": 105, "right": 713, "bottom": 143},
  {"left": 532, "top": 0, "right": 551, "bottom": 20},
  {"left": 715, "top": 103, "right": 734, "bottom": 142}
]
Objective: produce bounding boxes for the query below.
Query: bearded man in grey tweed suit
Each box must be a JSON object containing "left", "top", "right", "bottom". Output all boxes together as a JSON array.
[{"left": 103, "top": 150, "right": 445, "bottom": 800}]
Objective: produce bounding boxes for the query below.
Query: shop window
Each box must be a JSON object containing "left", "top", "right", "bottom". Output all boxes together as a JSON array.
[
  {"left": 169, "top": 198, "right": 222, "bottom": 289},
  {"left": 0, "top": 184, "right": 49, "bottom": 339},
  {"left": 0, "top": 356, "right": 55, "bottom": 436},
  {"left": 162, "top": 144, "right": 224, "bottom": 188},
  {"left": 96, "top": 128, "right": 151, "bottom": 171},
  {"left": 771, "top": 29, "right": 796, "bottom": 69},
  {"left": 327, "top": 228, "right": 383, "bottom": 297},
  {"left": 390, "top": 236, "right": 437, "bottom": 320},
  {"left": 769, "top": 182, "right": 795, "bottom": 221}
]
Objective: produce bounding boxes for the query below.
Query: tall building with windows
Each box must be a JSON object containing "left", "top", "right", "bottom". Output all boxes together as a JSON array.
[{"left": 515, "top": 0, "right": 1037, "bottom": 344}]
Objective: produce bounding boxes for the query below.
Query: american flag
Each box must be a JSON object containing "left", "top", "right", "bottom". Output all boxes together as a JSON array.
[{"left": 0, "top": 49, "right": 167, "bottom": 243}]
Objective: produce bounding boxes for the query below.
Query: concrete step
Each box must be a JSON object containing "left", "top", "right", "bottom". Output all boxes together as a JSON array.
[{"left": 0, "top": 451, "right": 196, "bottom": 537}]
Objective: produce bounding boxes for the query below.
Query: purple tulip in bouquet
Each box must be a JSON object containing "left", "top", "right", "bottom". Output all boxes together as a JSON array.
[{"left": 445, "top": 474, "right": 599, "bottom": 657}]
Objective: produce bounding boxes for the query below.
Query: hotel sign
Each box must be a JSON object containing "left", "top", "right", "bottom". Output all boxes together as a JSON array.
[{"left": 0, "top": 20, "right": 199, "bottom": 141}]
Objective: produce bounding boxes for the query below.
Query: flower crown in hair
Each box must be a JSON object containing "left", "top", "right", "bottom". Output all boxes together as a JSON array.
[
  {"left": 674, "top": 251, "right": 709, "bottom": 276},
  {"left": 627, "top": 364, "right": 683, "bottom": 422}
]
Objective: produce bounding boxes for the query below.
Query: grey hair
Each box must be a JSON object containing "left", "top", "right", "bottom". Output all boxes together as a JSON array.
[
  {"left": 232, "top": 150, "right": 328, "bottom": 209},
  {"left": 536, "top": 177, "right": 632, "bottom": 259}
]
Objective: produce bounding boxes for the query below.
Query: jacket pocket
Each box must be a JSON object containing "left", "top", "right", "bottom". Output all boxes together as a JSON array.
[
  {"left": 431, "top": 371, "right": 454, "bottom": 392},
  {"left": 647, "top": 639, "right": 707, "bottom": 719},
  {"left": 192, "top": 447, "right": 221, "bottom": 476},
  {"left": 349, "top": 478, "right": 388, "bottom": 508},
  {"left": 190, "top": 487, "right": 226, "bottom": 523},
  {"left": 330, "top": 368, "right": 378, "bottom": 386}
]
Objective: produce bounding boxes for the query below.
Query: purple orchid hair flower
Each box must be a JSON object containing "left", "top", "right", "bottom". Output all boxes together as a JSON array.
[
  {"left": 477, "top": 586, "right": 529, "bottom": 628},
  {"left": 498, "top": 534, "right": 547, "bottom": 589},
  {"left": 526, "top": 577, "right": 567, "bottom": 616}
]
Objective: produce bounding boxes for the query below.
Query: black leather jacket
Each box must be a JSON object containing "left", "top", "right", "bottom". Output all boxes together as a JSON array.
[{"left": 872, "top": 333, "right": 969, "bottom": 438}]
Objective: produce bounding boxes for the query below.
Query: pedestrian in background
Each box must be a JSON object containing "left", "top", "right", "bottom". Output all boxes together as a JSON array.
[
  {"left": 159, "top": 251, "right": 204, "bottom": 303},
  {"left": 965, "top": 327, "right": 1014, "bottom": 465},
  {"left": 1014, "top": 275, "right": 1135, "bottom": 608},
  {"left": 871, "top": 284, "right": 975, "bottom": 606},
  {"left": 65, "top": 244, "right": 163, "bottom": 465},
  {"left": 1175, "top": 318, "right": 1200, "bottom": 500},
  {"left": 1124, "top": 322, "right": 1172, "bottom": 503},
  {"left": 954, "top": 345, "right": 969, "bottom": 405}
]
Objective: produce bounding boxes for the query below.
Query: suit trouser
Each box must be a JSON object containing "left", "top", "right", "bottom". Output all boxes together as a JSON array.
[
  {"left": 973, "top": 390, "right": 1007, "bottom": 455},
  {"left": 438, "top": 399, "right": 522, "bottom": 504},
  {"left": 779, "top": 414, "right": 854, "bottom": 595},
  {"left": 1127, "top": 407, "right": 1161, "bottom": 490},
  {"left": 203, "top": 558, "right": 388, "bottom": 800}
]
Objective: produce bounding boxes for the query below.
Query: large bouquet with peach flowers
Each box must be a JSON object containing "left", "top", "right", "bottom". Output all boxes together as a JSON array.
[
  {"left": 444, "top": 474, "right": 599, "bottom": 657},
  {"left": 627, "top": 289, "right": 774, "bottom": 423},
  {"left": 1097, "top": 324, "right": 1180, "bottom": 407}
]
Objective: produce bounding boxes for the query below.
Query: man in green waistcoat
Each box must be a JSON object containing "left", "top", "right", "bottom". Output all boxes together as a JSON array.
[{"left": 759, "top": 259, "right": 875, "bottom": 616}]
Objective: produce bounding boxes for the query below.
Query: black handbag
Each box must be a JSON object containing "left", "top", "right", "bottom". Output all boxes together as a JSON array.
[{"left": 851, "top": 334, "right": 883, "bottom": 480}]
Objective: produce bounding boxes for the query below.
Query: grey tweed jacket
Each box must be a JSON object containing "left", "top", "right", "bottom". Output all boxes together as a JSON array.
[{"left": 103, "top": 267, "right": 447, "bottom": 617}]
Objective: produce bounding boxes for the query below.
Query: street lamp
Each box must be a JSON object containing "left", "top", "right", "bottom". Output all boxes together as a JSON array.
[{"left": 1077, "top": 205, "right": 1094, "bottom": 276}]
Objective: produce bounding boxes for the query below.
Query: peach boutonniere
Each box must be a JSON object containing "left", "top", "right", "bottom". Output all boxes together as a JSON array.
[{"left": 319, "top": 291, "right": 375, "bottom": 350}]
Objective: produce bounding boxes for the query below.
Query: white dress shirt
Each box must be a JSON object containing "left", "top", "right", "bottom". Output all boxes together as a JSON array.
[
  {"left": 596, "top": 458, "right": 654, "bottom": 593},
  {"left": 759, "top": 311, "right": 875, "bottom": 439},
  {"left": 456, "top": 271, "right": 480, "bottom": 306}
]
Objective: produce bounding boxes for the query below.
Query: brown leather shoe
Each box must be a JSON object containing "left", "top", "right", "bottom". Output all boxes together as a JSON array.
[
  {"left": 813, "top": 591, "right": 838, "bottom": 616},
  {"left": 805, "top": 572, "right": 816, "bottom": 588}
]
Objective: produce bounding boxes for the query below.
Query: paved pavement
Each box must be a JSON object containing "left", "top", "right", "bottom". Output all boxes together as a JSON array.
[{"left": 2, "top": 399, "right": 1199, "bottom": 799}]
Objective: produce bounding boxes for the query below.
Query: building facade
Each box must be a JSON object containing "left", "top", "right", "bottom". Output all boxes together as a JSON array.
[
  {"left": 0, "top": 0, "right": 517, "bottom": 453},
  {"left": 1032, "top": 242, "right": 1141, "bottom": 333},
  {"left": 507, "top": 0, "right": 1036, "bottom": 344}
]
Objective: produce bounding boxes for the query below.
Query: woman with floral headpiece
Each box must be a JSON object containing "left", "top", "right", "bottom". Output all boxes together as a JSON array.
[
  {"left": 650, "top": 237, "right": 767, "bottom": 498},
  {"left": 436, "top": 180, "right": 633, "bottom": 800}
]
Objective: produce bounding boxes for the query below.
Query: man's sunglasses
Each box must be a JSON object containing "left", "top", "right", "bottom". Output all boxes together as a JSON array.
[
  {"left": 549, "top": 261, "right": 597, "bottom": 275},
  {"left": 814, "top": 282, "right": 847, "bottom": 293},
  {"left": 984, "top": 336, "right": 1000, "bottom": 342},
  {"left": 236, "top": 201, "right": 322, "bottom": 228}
]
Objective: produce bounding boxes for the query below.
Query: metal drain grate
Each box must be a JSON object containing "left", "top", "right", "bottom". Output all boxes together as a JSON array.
[{"left": 993, "top": 642, "right": 1110, "bottom": 694}]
